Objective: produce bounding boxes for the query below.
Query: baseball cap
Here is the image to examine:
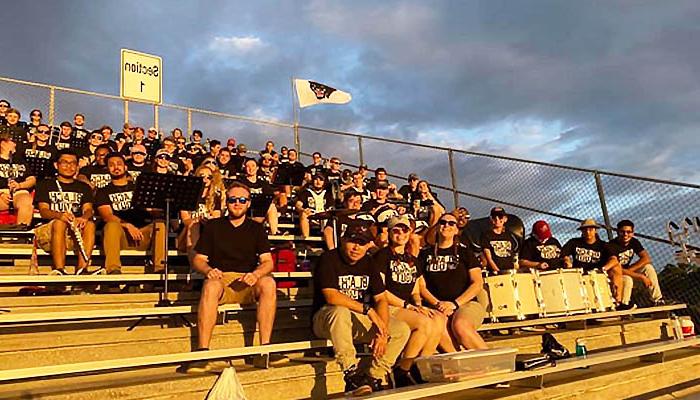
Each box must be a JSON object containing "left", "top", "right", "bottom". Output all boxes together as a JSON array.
[
  {"left": 376, "top": 180, "right": 390, "bottom": 190},
  {"left": 408, "top": 173, "right": 419, "bottom": 181},
  {"left": 388, "top": 215, "right": 412, "bottom": 231},
  {"left": 532, "top": 220, "right": 552, "bottom": 241},
  {"left": 148, "top": 127, "right": 157, "bottom": 132},
  {"left": 490, "top": 207, "right": 507, "bottom": 218},
  {"left": 155, "top": 149, "right": 171, "bottom": 158},
  {"left": 227, "top": 138, "right": 236, "bottom": 146},
  {"left": 343, "top": 224, "right": 373, "bottom": 245},
  {"left": 578, "top": 218, "right": 600, "bottom": 230}
]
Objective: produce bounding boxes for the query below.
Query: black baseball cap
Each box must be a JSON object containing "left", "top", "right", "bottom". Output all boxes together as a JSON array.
[
  {"left": 343, "top": 224, "right": 373, "bottom": 245},
  {"left": 490, "top": 207, "right": 507, "bottom": 218},
  {"left": 376, "top": 180, "right": 390, "bottom": 189}
]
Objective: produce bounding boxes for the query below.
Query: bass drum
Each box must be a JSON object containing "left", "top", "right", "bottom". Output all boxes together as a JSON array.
[
  {"left": 484, "top": 269, "right": 541, "bottom": 322},
  {"left": 585, "top": 269, "right": 616, "bottom": 312},
  {"left": 536, "top": 268, "right": 590, "bottom": 317}
]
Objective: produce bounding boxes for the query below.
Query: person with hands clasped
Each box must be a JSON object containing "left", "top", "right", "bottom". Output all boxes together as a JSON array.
[
  {"left": 312, "top": 223, "right": 410, "bottom": 397},
  {"left": 185, "top": 182, "right": 278, "bottom": 373},
  {"left": 374, "top": 215, "right": 447, "bottom": 387},
  {"left": 419, "top": 213, "right": 488, "bottom": 351}
]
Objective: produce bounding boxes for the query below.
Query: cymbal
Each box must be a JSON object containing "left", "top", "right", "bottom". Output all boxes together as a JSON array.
[{"left": 308, "top": 208, "right": 360, "bottom": 220}]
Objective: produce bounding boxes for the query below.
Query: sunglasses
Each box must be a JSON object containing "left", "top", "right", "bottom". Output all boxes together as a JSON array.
[
  {"left": 90, "top": 135, "right": 103, "bottom": 140},
  {"left": 391, "top": 225, "right": 411, "bottom": 234},
  {"left": 37, "top": 130, "right": 50, "bottom": 134},
  {"left": 438, "top": 220, "right": 458, "bottom": 227},
  {"left": 156, "top": 154, "right": 170, "bottom": 160},
  {"left": 227, "top": 196, "right": 249, "bottom": 205},
  {"left": 132, "top": 151, "right": 147, "bottom": 156}
]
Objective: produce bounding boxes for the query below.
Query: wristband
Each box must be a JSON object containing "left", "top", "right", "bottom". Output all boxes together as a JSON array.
[
  {"left": 452, "top": 301, "right": 460, "bottom": 309},
  {"left": 362, "top": 303, "right": 371, "bottom": 315}
]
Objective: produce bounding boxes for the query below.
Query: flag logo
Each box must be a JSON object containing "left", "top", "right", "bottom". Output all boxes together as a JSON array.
[{"left": 295, "top": 79, "right": 351, "bottom": 108}]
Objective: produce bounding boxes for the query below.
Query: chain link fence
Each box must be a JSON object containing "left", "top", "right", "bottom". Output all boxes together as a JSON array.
[{"left": 1, "top": 75, "right": 698, "bottom": 325}]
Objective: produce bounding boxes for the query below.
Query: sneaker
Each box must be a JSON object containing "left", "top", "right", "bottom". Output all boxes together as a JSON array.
[
  {"left": 49, "top": 269, "right": 68, "bottom": 276},
  {"left": 75, "top": 267, "right": 106, "bottom": 276},
  {"left": 392, "top": 366, "right": 418, "bottom": 388},
  {"left": 617, "top": 302, "right": 638, "bottom": 311},
  {"left": 343, "top": 366, "right": 374, "bottom": 397},
  {"left": 654, "top": 299, "right": 677, "bottom": 306}
]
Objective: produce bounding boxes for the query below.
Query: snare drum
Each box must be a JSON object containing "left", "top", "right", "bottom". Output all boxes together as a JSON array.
[
  {"left": 484, "top": 270, "right": 541, "bottom": 321},
  {"left": 536, "top": 269, "right": 590, "bottom": 317},
  {"left": 585, "top": 269, "right": 615, "bottom": 312}
]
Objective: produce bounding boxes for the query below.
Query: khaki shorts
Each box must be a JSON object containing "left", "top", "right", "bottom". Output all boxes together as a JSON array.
[
  {"left": 452, "top": 301, "right": 487, "bottom": 330},
  {"left": 35, "top": 220, "right": 77, "bottom": 253},
  {"left": 218, "top": 272, "right": 256, "bottom": 305}
]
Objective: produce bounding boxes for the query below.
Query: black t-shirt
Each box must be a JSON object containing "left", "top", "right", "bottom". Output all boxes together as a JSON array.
[
  {"left": 18, "top": 143, "right": 57, "bottom": 163},
  {"left": 126, "top": 161, "right": 147, "bottom": 181},
  {"left": 607, "top": 237, "right": 645, "bottom": 268},
  {"left": 34, "top": 178, "right": 93, "bottom": 217},
  {"left": 297, "top": 187, "right": 334, "bottom": 212},
  {"left": 53, "top": 136, "right": 72, "bottom": 150},
  {"left": 398, "top": 185, "right": 416, "bottom": 203},
  {"left": 313, "top": 249, "right": 385, "bottom": 313},
  {"left": 419, "top": 244, "right": 480, "bottom": 302},
  {"left": 143, "top": 138, "right": 159, "bottom": 156},
  {"left": 480, "top": 230, "right": 518, "bottom": 270},
  {"left": 79, "top": 164, "right": 112, "bottom": 189},
  {"left": 562, "top": 237, "right": 610, "bottom": 271},
  {"left": 218, "top": 162, "right": 238, "bottom": 180},
  {"left": 194, "top": 217, "right": 271, "bottom": 273},
  {"left": 520, "top": 236, "right": 564, "bottom": 269},
  {"left": 347, "top": 187, "right": 372, "bottom": 205},
  {"left": 276, "top": 161, "right": 306, "bottom": 186},
  {"left": 306, "top": 163, "right": 326, "bottom": 178},
  {"left": 373, "top": 247, "right": 420, "bottom": 302},
  {"left": 0, "top": 156, "right": 29, "bottom": 188},
  {"left": 95, "top": 181, "right": 151, "bottom": 227}
]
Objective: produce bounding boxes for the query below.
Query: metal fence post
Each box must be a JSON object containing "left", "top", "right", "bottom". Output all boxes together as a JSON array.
[
  {"left": 358, "top": 137, "right": 364, "bottom": 166},
  {"left": 48, "top": 87, "right": 55, "bottom": 127},
  {"left": 124, "top": 100, "right": 129, "bottom": 123},
  {"left": 448, "top": 149, "right": 459, "bottom": 209},
  {"left": 187, "top": 109, "right": 192, "bottom": 136},
  {"left": 294, "top": 123, "right": 301, "bottom": 153},
  {"left": 594, "top": 171, "right": 613, "bottom": 240},
  {"left": 153, "top": 104, "right": 159, "bottom": 131}
]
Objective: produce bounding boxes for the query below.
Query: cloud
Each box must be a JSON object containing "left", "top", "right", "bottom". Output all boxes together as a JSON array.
[{"left": 209, "top": 35, "right": 268, "bottom": 54}]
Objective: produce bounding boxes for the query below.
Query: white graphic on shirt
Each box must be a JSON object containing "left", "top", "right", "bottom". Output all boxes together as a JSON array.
[
  {"left": 425, "top": 255, "right": 458, "bottom": 272},
  {"left": 108, "top": 191, "right": 133, "bottom": 212},
  {"left": 389, "top": 260, "right": 417, "bottom": 285},
  {"left": 617, "top": 248, "right": 634, "bottom": 266},
  {"left": 90, "top": 174, "right": 112, "bottom": 189},
  {"left": 48, "top": 191, "right": 83, "bottom": 213},
  {"left": 536, "top": 244, "right": 561, "bottom": 260},
  {"left": 338, "top": 275, "right": 369, "bottom": 300},
  {"left": 490, "top": 240, "right": 512, "bottom": 257},
  {"left": 307, "top": 189, "right": 327, "bottom": 213},
  {"left": 575, "top": 247, "right": 601, "bottom": 263},
  {"left": 24, "top": 149, "right": 53, "bottom": 159},
  {"left": 0, "top": 164, "right": 25, "bottom": 179}
]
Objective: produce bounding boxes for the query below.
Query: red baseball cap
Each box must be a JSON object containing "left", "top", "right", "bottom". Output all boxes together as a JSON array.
[{"left": 532, "top": 220, "right": 552, "bottom": 242}]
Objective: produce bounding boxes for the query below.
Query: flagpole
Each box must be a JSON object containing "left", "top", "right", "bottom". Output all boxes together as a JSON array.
[{"left": 291, "top": 77, "right": 301, "bottom": 153}]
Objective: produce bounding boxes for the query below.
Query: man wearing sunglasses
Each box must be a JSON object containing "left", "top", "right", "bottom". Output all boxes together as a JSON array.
[
  {"left": 144, "top": 127, "right": 160, "bottom": 157},
  {"left": 127, "top": 144, "right": 148, "bottom": 181},
  {"left": 0, "top": 99, "right": 10, "bottom": 125},
  {"left": 18, "top": 123, "right": 58, "bottom": 176},
  {"left": 608, "top": 219, "right": 668, "bottom": 307},
  {"left": 186, "top": 182, "right": 278, "bottom": 372},
  {"left": 480, "top": 207, "right": 518, "bottom": 273},
  {"left": 96, "top": 153, "right": 165, "bottom": 275}
]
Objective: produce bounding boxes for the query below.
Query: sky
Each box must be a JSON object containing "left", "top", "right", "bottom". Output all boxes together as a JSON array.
[{"left": 1, "top": 0, "right": 699, "bottom": 185}]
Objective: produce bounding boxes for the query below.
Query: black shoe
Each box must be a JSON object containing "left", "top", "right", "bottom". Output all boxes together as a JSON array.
[
  {"left": 654, "top": 299, "right": 677, "bottom": 306},
  {"left": 49, "top": 268, "right": 68, "bottom": 276},
  {"left": 409, "top": 363, "right": 426, "bottom": 384},
  {"left": 343, "top": 366, "right": 373, "bottom": 397},
  {"left": 392, "top": 366, "right": 418, "bottom": 388},
  {"left": 107, "top": 269, "right": 122, "bottom": 275},
  {"left": 617, "top": 302, "right": 637, "bottom": 311}
]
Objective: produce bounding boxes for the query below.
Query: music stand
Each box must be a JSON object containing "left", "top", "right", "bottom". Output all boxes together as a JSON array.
[
  {"left": 132, "top": 172, "right": 203, "bottom": 307},
  {"left": 25, "top": 156, "right": 55, "bottom": 179},
  {"left": 248, "top": 193, "right": 274, "bottom": 219}
]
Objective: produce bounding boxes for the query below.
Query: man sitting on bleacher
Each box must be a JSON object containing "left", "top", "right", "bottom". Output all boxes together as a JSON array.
[
  {"left": 608, "top": 220, "right": 668, "bottom": 307},
  {"left": 296, "top": 173, "right": 334, "bottom": 238},
  {"left": 96, "top": 152, "right": 165, "bottom": 275},
  {"left": 186, "top": 182, "right": 279, "bottom": 372},
  {"left": 34, "top": 149, "right": 96, "bottom": 275},
  {"left": 519, "top": 220, "right": 564, "bottom": 270},
  {"left": 480, "top": 207, "right": 518, "bottom": 272},
  {"left": 312, "top": 224, "right": 410, "bottom": 396}
]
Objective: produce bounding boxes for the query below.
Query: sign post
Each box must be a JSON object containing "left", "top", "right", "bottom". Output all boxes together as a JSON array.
[{"left": 120, "top": 49, "right": 162, "bottom": 104}]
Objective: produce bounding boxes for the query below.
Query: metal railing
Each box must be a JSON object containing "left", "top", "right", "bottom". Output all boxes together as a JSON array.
[{"left": 1, "top": 74, "right": 698, "bottom": 322}]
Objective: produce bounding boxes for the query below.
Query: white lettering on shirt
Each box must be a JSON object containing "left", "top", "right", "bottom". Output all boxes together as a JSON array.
[{"left": 337, "top": 275, "right": 369, "bottom": 300}]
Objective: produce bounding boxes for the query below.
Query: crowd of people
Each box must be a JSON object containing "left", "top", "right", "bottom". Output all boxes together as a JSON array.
[{"left": 0, "top": 99, "right": 670, "bottom": 396}]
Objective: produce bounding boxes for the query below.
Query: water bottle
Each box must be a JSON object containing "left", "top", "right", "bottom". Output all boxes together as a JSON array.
[
  {"left": 671, "top": 314, "right": 683, "bottom": 341},
  {"left": 575, "top": 338, "right": 587, "bottom": 358}
]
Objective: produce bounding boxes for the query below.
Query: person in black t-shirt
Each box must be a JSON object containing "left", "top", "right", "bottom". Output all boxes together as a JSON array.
[
  {"left": 0, "top": 100, "right": 9, "bottom": 125},
  {"left": 0, "top": 133, "right": 35, "bottom": 225},
  {"left": 374, "top": 215, "right": 446, "bottom": 387},
  {"left": 481, "top": 207, "right": 518, "bottom": 272},
  {"left": 3, "top": 108, "right": 29, "bottom": 144},
  {"left": 397, "top": 173, "right": 419, "bottom": 204},
  {"left": 312, "top": 224, "right": 410, "bottom": 396},
  {"left": 239, "top": 158, "right": 279, "bottom": 235},
  {"left": 520, "top": 220, "right": 564, "bottom": 270},
  {"left": 411, "top": 180, "right": 444, "bottom": 226},
  {"left": 323, "top": 191, "right": 369, "bottom": 250},
  {"left": 216, "top": 147, "right": 238, "bottom": 179},
  {"left": 306, "top": 151, "right": 326, "bottom": 178},
  {"left": 609, "top": 219, "right": 666, "bottom": 307},
  {"left": 296, "top": 173, "right": 335, "bottom": 238},
  {"left": 186, "top": 182, "right": 277, "bottom": 373},
  {"left": 96, "top": 153, "right": 165, "bottom": 275},
  {"left": 52, "top": 121, "right": 74, "bottom": 151},
  {"left": 34, "top": 149, "right": 96, "bottom": 275},
  {"left": 78, "top": 144, "right": 112, "bottom": 191},
  {"left": 126, "top": 144, "right": 148, "bottom": 181},
  {"left": 419, "top": 213, "right": 488, "bottom": 351},
  {"left": 562, "top": 218, "right": 625, "bottom": 307},
  {"left": 18, "top": 123, "right": 57, "bottom": 179}
]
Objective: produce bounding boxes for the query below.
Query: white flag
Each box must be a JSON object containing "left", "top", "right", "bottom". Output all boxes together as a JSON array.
[{"left": 294, "top": 79, "right": 352, "bottom": 108}]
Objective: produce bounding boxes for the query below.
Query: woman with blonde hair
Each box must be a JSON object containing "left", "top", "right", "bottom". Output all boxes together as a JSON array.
[{"left": 178, "top": 165, "right": 226, "bottom": 263}]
